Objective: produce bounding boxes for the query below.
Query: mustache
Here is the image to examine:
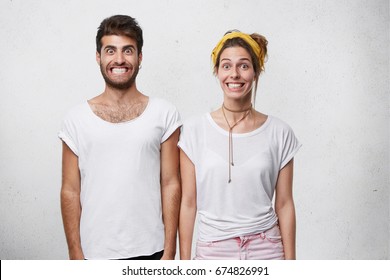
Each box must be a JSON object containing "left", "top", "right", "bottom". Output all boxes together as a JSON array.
[{"left": 108, "top": 64, "right": 133, "bottom": 70}]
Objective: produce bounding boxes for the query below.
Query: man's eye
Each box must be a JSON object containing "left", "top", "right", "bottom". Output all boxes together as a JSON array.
[
  {"left": 124, "top": 49, "right": 133, "bottom": 55},
  {"left": 106, "top": 49, "right": 114, "bottom": 54}
]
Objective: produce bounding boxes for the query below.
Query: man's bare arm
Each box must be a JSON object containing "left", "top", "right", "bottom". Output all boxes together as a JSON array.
[
  {"left": 160, "top": 129, "right": 181, "bottom": 260},
  {"left": 61, "top": 142, "right": 84, "bottom": 260}
]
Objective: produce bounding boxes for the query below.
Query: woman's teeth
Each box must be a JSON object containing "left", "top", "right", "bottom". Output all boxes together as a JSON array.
[{"left": 228, "top": 83, "right": 243, "bottom": 89}]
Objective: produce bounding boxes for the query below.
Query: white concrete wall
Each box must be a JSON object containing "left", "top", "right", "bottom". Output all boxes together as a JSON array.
[{"left": 0, "top": 0, "right": 388, "bottom": 259}]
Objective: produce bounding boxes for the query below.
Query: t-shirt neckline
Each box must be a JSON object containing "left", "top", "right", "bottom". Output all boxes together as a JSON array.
[
  {"left": 205, "top": 112, "right": 272, "bottom": 137},
  {"left": 85, "top": 96, "right": 151, "bottom": 125}
]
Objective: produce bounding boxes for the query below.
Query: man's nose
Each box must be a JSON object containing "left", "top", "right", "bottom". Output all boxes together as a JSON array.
[{"left": 114, "top": 52, "right": 125, "bottom": 64}]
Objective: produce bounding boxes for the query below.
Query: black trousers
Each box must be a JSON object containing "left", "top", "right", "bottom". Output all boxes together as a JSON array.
[{"left": 119, "top": 250, "right": 164, "bottom": 260}]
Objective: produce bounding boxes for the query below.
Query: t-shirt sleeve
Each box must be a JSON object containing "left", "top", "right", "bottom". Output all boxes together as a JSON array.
[
  {"left": 178, "top": 118, "right": 196, "bottom": 164},
  {"left": 280, "top": 124, "right": 302, "bottom": 170},
  {"left": 161, "top": 102, "right": 182, "bottom": 143},
  {"left": 58, "top": 113, "right": 79, "bottom": 156}
]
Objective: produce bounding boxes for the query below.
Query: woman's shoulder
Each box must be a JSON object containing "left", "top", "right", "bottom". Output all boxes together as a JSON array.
[
  {"left": 267, "top": 115, "right": 294, "bottom": 130},
  {"left": 266, "top": 115, "right": 300, "bottom": 141},
  {"left": 180, "top": 113, "right": 209, "bottom": 135},
  {"left": 182, "top": 113, "right": 208, "bottom": 126}
]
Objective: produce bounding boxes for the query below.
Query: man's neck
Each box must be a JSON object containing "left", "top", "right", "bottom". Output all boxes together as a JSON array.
[
  {"left": 88, "top": 84, "right": 149, "bottom": 123},
  {"left": 100, "top": 84, "right": 143, "bottom": 105}
]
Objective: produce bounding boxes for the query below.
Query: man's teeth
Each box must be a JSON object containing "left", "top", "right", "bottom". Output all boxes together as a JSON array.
[
  {"left": 228, "top": 83, "right": 243, "bottom": 89},
  {"left": 112, "top": 68, "right": 127, "bottom": 74}
]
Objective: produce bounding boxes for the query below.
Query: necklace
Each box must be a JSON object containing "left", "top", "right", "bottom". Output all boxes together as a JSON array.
[{"left": 221, "top": 103, "right": 252, "bottom": 183}]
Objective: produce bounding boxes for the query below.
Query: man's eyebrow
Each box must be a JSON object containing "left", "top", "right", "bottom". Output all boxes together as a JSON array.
[
  {"left": 122, "top": 45, "right": 136, "bottom": 51},
  {"left": 123, "top": 44, "right": 135, "bottom": 49},
  {"left": 104, "top": 45, "right": 117, "bottom": 50},
  {"left": 103, "top": 45, "right": 136, "bottom": 50}
]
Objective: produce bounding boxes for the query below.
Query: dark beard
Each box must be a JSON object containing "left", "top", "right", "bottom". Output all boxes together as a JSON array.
[{"left": 100, "top": 64, "right": 139, "bottom": 90}]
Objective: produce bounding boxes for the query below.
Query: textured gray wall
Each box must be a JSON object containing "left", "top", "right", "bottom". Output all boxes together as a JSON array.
[{"left": 0, "top": 0, "right": 388, "bottom": 259}]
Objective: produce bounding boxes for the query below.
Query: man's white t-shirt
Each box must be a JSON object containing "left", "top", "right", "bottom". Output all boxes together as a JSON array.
[
  {"left": 178, "top": 113, "right": 301, "bottom": 242},
  {"left": 59, "top": 97, "right": 181, "bottom": 259}
]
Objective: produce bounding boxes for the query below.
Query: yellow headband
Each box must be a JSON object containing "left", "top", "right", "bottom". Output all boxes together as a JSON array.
[{"left": 211, "top": 31, "right": 262, "bottom": 67}]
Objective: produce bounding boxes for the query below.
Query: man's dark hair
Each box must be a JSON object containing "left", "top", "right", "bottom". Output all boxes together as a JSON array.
[{"left": 96, "top": 15, "right": 143, "bottom": 54}]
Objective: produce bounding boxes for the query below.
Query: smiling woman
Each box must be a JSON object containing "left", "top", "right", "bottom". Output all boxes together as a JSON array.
[
  {"left": 217, "top": 47, "right": 256, "bottom": 103},
  {"left": 212, "top": 31, "right": 267, "bottom": 106},
  {"left": 178, "top": 30, "right": 301, "bottom": 260}
]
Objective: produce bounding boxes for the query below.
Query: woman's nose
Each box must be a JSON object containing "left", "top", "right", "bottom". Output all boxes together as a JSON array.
[{"left": 230, "top": 67, "right": 240, "bottom": 78}]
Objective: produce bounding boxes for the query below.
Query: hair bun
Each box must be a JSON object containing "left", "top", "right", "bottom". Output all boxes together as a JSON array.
[{"left": 250, "top": 33, "right": 268, "bottom": 70}]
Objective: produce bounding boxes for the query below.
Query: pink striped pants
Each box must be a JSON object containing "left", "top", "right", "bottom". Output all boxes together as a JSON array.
[{"left": 194, "top": 224, "right": 285, "bottom": 260}]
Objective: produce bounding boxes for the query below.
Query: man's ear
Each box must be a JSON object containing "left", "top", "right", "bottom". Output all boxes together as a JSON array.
[
  {"left": 138, "top": 52, "right": 143, "bottom": 65},
  {"left": 96, "top": 51, "right": 101, "bottom": 65}
]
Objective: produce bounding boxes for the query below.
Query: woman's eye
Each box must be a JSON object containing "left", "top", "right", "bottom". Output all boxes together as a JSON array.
[
  {"left": 222, "top": 64, "right": 230, "bottom": 70},
  {"left": 241, "top": 64, "right": 249, "bottom": 69}
]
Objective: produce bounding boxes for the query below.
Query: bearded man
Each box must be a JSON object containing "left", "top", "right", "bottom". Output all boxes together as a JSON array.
[{"left": 59, "top": 15, "right": 181, "bottom": 260}]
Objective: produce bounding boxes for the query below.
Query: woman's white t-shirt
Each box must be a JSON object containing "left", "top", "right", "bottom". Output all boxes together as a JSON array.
[{"left": 178, "top": 113, "right": 301, "bottom": 242}]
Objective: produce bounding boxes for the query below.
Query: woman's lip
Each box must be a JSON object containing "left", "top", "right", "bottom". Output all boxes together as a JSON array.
[{"left": 227, "top": 83, "right": 244, "bottom": 89}]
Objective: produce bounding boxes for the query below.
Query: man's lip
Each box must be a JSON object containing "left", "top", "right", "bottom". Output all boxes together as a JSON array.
[
  {"left": 110, "top": 65, "right": 130, "bottom": 69},
  {"left": 110, "top": 67, "right": 129, "bottom": 74},
  {"left": 110, "top": 66, "right": 129, "bottom": 70}
]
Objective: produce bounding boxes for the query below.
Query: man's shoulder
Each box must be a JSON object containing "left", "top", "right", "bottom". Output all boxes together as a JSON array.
[
  {"left": 62, "top": 102, "right": 89, "bottom": 121},
  {"left": 147, "top": 97, "right": 180, "bottom": 119},
  {"left": 149, "top": 96, "right": 176, "bottom": 109}
]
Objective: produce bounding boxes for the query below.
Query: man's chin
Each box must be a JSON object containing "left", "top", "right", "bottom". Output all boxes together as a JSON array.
[
  {"left": 101, "top": 67, "right": 138, "bottom": 90},
  {"left": 104, "top": 78, "right": 136, "bottom": 90}
]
